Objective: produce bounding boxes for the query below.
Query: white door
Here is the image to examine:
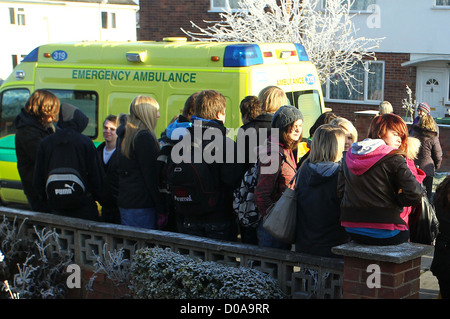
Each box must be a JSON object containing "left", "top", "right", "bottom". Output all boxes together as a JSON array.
[{"left": 417, "top": 69, "right": 446, "bottom": 118}]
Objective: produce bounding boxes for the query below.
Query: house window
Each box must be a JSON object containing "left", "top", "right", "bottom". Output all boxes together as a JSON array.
[
  {"left": 101, "top": 11, "right": 116, "bottom": 29},
  {"left": 324, "top": 61, "right": 384, "bottom": 103},
  {"left": 9, "top": 8, "right": 15, "bottom": 24},
  {"left": 436, "top": 0, "right": 450, "bottom": 6},
  {"left": 323, "top": 0, "right": 376, "bottom": 12},
  {"left": 9, "top": 7, "right": 26, "bottom": 25},
  {"left": 101, "top": 11, "right": 108, "bottom": 29},
  {"left": 210, "top": 0, "right": 241, "bottom": 12},
  {"left": 11, "top": 54, "right": 26, "bottom": 68},
  {"left": 111, "top": 13, "right": 116, "bottom": 28}
]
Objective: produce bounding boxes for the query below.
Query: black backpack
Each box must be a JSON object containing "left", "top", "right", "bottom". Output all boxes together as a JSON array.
[
  {"left": 46, "top": 167, "right": 86, "bottom": 211},
  {"left": 166, "top": 139, "right": 222, "bottom": 216}
]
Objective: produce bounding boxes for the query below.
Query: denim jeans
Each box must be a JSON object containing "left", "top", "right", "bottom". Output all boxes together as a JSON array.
[{"left": 119, "top": 207, "right": 156, "bottom": 229}]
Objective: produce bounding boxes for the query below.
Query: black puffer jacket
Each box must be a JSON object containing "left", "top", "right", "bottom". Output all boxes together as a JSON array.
[
  {"left": 239, "top": 113, "right": 273, "bottom": 171},
  {"left": 33, "top": 104, "right": 104, "bottom": 220},
  {"left": 14, "top": 108, "right": 54, "bottom": 211},
  {"left": 183, "top": 116, "right": 245, "bottom": 219}
]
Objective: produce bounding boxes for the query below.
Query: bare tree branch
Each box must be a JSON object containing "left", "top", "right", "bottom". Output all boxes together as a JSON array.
[{"left": 182, "top": 0, "right": 383, "bottom": 93}]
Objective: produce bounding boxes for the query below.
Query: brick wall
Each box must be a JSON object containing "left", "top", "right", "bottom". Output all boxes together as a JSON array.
[
  {"left": 342, "top": 256, "right": 421, "bottom": 299},
  {"left": 66, "top": 269, "right": 130, "bottom": 299},
  {"left": 138, "top": 0, "right": 218, "bottom": 41}
]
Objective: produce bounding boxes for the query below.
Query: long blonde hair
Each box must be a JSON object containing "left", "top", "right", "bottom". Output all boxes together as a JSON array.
[
  {"left": 309, "top": 124, "right": 346, "bottom": 164},
  {"left": 121, "top": 96, "right": 160, "bottom": 158},
  {"left": 258, "top": 86, "right": 288, "bottom": 113},
  {"left": 330, "top": 117, "right": 358, "bottom": 144}
]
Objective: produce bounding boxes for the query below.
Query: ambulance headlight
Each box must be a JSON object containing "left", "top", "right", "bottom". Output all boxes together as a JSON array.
[{"left": 224, "top": 44, "right": 263, "bottom": 67}]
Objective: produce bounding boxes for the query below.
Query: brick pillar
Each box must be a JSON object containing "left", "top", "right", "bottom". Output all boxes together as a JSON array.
[{"left": 332, "top": 242, "right": 433, "bottom": 299}]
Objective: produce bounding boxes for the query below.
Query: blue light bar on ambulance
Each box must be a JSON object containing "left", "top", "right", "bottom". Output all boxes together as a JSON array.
[
  {"left": 223, "top": 44, "right": 263, "bottom": 67},
  {"left": 22, "top": 47, "right": 39, "bottom": 62},
  {"left": 294, "top": 43, "right": 309, "bottom": 61}
]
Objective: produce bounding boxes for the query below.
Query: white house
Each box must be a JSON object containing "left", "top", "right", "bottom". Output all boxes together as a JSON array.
[
  {"left": 337, "top": 0, "right": 450, "bottom": 118},
  {"left": 0, "top": 0, "right": 139, "bottom": 83}
]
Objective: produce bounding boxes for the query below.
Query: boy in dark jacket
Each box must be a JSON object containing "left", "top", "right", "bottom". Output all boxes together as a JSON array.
[
  {"left": 170, "top": 90, "right": 245, "bottom": 241},
  {"left": 33, "top": 103, "right": 104, "bottom": 221},
  {"left": 97, "top": 114, "right": 120, "bottom": 224}
]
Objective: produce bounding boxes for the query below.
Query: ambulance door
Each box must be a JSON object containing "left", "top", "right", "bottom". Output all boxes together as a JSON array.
[{"left": 0, "top": 87, "right": 31, "bottom": 205}]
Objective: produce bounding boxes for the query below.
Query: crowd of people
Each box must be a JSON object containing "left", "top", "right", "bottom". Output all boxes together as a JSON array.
[{"left": 13, "top": 87, "right": 449, "bottom": 298}]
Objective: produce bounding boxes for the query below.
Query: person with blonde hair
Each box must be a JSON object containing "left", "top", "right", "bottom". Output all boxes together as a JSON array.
[
  {"left": 295, "top": 124, "right": 349, "bottom": 257},
  {"left": 379, "top": 101, "right": 393, "bottom": 115},
  {"left": 240, "top": 86, "right": 289, "bottom": 158},
  {"left": 330, "top": 117, "right": 358, "bottom": 151},
  {"left": 14, "top": 89, "right": 60, "bottom": 212},
  {"left": 258, "top": 86, "right": 289, "bottom": 114},
  {"left": 117, "top": 95, "right": 163, "bottom": 229},
  {"left": 410, "top": 113, "right": 442, "bottom": 200}
]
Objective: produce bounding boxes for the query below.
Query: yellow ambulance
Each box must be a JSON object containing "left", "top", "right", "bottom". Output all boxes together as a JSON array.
[{"left": 0, "top": 39, "right": 325, "bottom": 206}]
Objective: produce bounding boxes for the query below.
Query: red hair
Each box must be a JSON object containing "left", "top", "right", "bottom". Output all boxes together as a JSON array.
[{"left": 368, "top": 113, "right": 408, "bottom": 152}]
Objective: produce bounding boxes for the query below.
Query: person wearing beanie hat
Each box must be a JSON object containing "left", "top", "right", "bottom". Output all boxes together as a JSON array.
[
  {"left": 411, "top": 101, "right": 439, "bottom": 136},
  {"left": 33, "top": 104, "right": 104, "bottom": 221},
  {"left": 254, "top": 105, "right": 303, "bottom": 250},
  {"left": 418, "top": 102, "right": 431, "bottom": 115},
  {"left": 413, "top": 102, "right": 430, "bottom": 125},
  {"left": 271, "top": 105, "right": 303, "bottom": 129}
]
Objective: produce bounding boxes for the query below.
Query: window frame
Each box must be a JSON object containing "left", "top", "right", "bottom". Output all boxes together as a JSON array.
[
  {"left": 47, "top": 89, "right": 99, "bottom": 139},
  {"left": 9, "top": 7, "right": 26, "bottom": 25},
  {"left": 0, "top": 88, "right": 31, "bottom": 138},
  {"left": 323, "top": 60, "right": 385, "bottom": 105},
  {"left": 101, "top": 11, "right": 108, "bottom": 29},
  {"left": 322, "top": 0, "right": 377, "bottom": 13},
  {"left": 111, "top": 12, "right": 116, "bottom": 29},
  {"left": 101, "top": 11, "right": 117, "bottom": 29},
  {"left": 433, "top": 0, "right": 450, "bottom": 9},
  {"left": 9, "top": 8, "right": 15, "bottom": 24},
  {"left": 209, "top": 0, "right": 241, "bottom": 13}
]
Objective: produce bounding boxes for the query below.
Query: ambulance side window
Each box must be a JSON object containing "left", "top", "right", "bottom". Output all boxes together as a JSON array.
[
  {"left": 287, "top": 89, "right": 322, "bottom": 136},
  {"left": 0, "top": 88, "right": 30, "bottom": 138},
  {"left": 49, "top": 89, "right": 98, "bottom": 139}
]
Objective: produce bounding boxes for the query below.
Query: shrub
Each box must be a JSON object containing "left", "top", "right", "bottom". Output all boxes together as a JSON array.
[
  {"left": 0, "top": 216, "right": 73, "bottom": 299},
  {"left": 130, "top": 247, "right": 285, "bottom": 299}
]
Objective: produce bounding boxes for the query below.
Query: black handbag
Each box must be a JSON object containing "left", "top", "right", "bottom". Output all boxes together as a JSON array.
[{"left": 409, "top": 195, "right": 439, "bottom": 245}]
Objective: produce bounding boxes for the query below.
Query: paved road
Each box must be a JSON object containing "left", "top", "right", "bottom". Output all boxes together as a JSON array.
[{"left": 420, "top": 247, "right": 440, "bottom": 299}]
